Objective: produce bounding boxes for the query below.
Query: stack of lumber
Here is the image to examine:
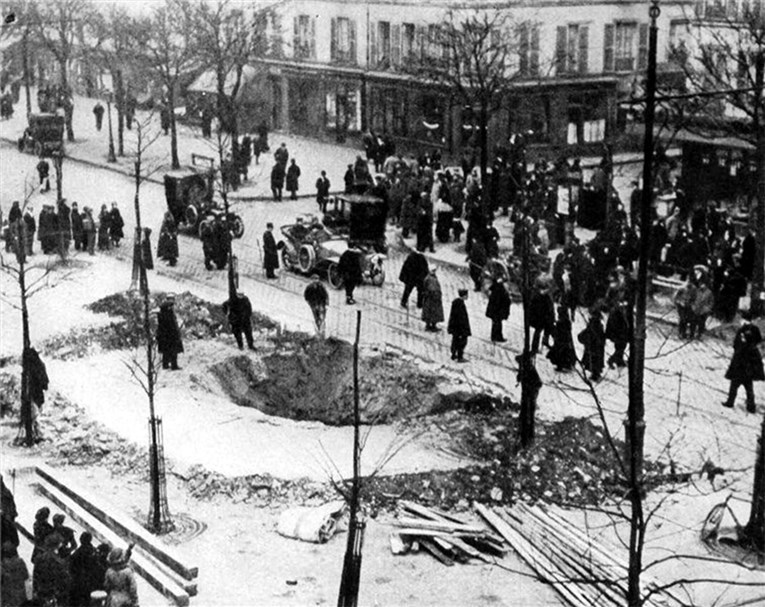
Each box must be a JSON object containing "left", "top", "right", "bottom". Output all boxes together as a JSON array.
[
  {"left": 388, "top": 500, "right": 507, "bottom": 566},
  {"left": 475, "top": 502, "right": 684, "bottom": 607}
]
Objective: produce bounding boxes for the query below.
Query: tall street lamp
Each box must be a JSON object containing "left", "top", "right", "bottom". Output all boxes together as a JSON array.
[{"left": 106, "top": 90, "right": 116, "bottom": 163}]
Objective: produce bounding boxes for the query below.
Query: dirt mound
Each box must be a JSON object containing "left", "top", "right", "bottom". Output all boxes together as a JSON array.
[
  {"left": 209, "top": 336, "right": 444, "bottom": 425},
  {"left": 41, "top": 291, "right": 278, "bottom": 359},
  {"left": 362, "top": 413, "right": 668, "bottom": 512}
]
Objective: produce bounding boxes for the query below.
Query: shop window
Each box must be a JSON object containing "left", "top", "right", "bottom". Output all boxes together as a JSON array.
[
  {"left": 326, "top": 85, "right": 360, "bottom": 134},
  {"left": 567, "top": 93, "right": 605, "bottom": 144}
]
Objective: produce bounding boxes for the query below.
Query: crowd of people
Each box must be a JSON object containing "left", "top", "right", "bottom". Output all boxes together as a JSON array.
[
  {"left": 1, "top": 477, "right": 138, "bottom": 607},
  {"left": 4, "top": 195, "right": 124, "bottom": 259}
]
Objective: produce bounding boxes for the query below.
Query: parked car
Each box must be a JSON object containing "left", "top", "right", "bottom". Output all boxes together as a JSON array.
[
  {"left": 17, "top": 113, "right": 64, "bottom": 157},
  {"left": 164, "top": 153, "right": 244, "bottom": 239},
  {"left": 279, "top": 216, "right": 386, "bottom": 288}
]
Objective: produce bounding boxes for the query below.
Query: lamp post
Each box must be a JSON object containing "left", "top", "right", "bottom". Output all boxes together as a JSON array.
[{"left": 106, "top": 90, "right": 116, "bottom": 163}]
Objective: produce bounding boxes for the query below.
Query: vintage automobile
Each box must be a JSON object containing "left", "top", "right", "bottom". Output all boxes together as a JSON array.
[
  {"left": 17, "top": 113, "right": 65, "bottom": 157},
  {"left": 279, "top": 216, "right": 386, "bottom": 288},
  {"left": 322, "top": 193, "right": 388, "bottom": 253},
  {"left": 163, "top": 153, "right": 244, "bottom": 239}
]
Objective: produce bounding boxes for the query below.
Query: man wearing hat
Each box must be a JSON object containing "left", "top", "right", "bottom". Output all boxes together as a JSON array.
[
  {"left": 156, "top": 295, "right": 184, "bottom": 370},
  {"left": 486, "top": 277, "right": 511, "bottom": 342},
  {"left": 448, "top": 289, "right": 471, "bottom": 362},
  {"left": 263, "top": 222, "right": 279, "bottom": 279}
]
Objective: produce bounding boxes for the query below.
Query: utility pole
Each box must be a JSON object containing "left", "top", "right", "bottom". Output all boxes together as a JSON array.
[
  {"left": 750, "top": 52, "right": 765, "bottom": 317},
  {"left": 625, "top": 1, "right": 659, "bottom": 605}
]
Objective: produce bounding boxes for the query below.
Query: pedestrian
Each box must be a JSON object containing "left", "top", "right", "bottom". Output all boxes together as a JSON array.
[
  {"left": 239, "top": 134, "right": 252, "bottom": 181},
  {"left": 223, "top": 292, "right": 255, "bottom": 350},
  {"left": 316, "top": 170, "right": 331, "bottom": 213},
  {"left": 1, "top": 475, "right": 19, "bottom": 550},
  {"left": 691, "top": 274, "right": 714, "bottom": 340},
  {"left": 33, "top": 533, "right": 71, "bottom": 606},
  {"left": 416, "top": 193, "right": 435, "bottom": 253},
  {"left": 36, "top": 158, "right": 50, "bottom": 193},
  {"left": 274, "top": 142, "right": 289, "bottom": 166},
  {"left": 157, "top": 211, "right": 179, "bottom": 267},
  {"left": 304, "top": 274, "right": 329, "bottom": 338},
  {"left": 286, "top": 158, "right": 301, "bottom": 200},
  {"left": 82, "top": 206, "right": 96, "bottom": 255},
  {"left": 93, "top": 102, "right": 105, "bottom": 131},
  {"left": 1, "top": 541, "right": 29, "bottom": 607},
  {"left": 421, "top": 269, "right": 445, "bottom": 331},
  {"left": 605, "top": 300, "right": 630, "bottom": 369},
  {"left": 98, "top": 204, "right": 112, "bottom": 250},
  {"left": 6, "top": 200, "right": 22, "bottom": 254},
  {"left": 529, "top": 276, "right": 555, "bottom": 354},
  {"left": 52, "top": 513, "right": 77, "bottom": 558},
  {"left": 71, "top": 201, "right": 83, "bottom": 251},
  {"left": 57, "top": 198, "right": 71, "bottom": 254},
  {"left": 70, "top": 532, "right": 101, "bottom": 607},
  {"left": 400, "top": 190, "right": 418, "bottom": 239},
  {"left": 516, "top": 351, "right": 543, "bottom": 422},
  {"left": 270, "top": 162, "right": 285, "bottom": 201},
  {"left": 262, "top": 222, "right": 279, "bottom": 279},
  {"left": 210, "top": 218, "right": 230, "bottom": 270},
  {"left": 547, "top": 305, "right": 577, "bottom": 372},
  {"left": 160, "top": 104, "right": 170, "bottom": 135},
  {"left": 674, "top": 278, "right": 696, "bottom": 339},
  {"left": 448, "top": 289, "right": 471, "bottom": 362},
  {"left": 104, "top": 546, "right": 139, "bottom": 607},
  {"left": 468, "top": 237, "right": 487, "bottom": 292},
  {"left": 338, "top": 247, "right": 363, "bottom": 305},
  {"left": 486, "top": 277, "right": 511, "bottom": 342},
  {"left": 578, "top": 306, "right": 606, "bottom": 382},
  {"left": 109, "top": 202, "right": 125, "bottom": 247},
  {"left": 257, "top": 120, "right": 270, "bottom": 152},
  {"left": 156, "top": 295, "right": 183, "bottom": 371},
  {"left": 343, "top": 164, "right": 354, "bottom": 194},
  {"left": 22, "top": 348, "right": 48, "bottom": 443},
  {"left": 399, "top": 250, "right": 429, "bottom": 309},
  {"left": 200, "top": 219, "right": 216, "bottom": 271},
  {"left": 722, "top": 311, "right": 763, "bottom": 413},
  {"left": 31, "top": 507, "right": 53, "bottom": 565},
  {"left": 22, "top": 206, "right": 36, "bottom": 256}
]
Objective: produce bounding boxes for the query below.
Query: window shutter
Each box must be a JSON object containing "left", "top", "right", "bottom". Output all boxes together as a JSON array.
[
  {"left": 578, "top": 25, "right": 589, "bottom": 73},
  {"left": 531, "top": 26, "right": 540, "bottom": 75},
  {"left": 349, "top": 19, "right": 357, "bottom": 64},
  {"left": 416, "top": 25, "right": 426, "bottom": 61},
  {"left": 310, "top": 17, "right": 316, "bottom": 59},
  {"left": 293, "top": 16, "right": 299, "bottom": 58},
  {"left": 370, "top": 21, "right": 378, "bottom": 67},
  {"left": 556, "top": 26, "right": 567, "bottom": 74},
  {"left": 519, "top": 24, "right": 529, "bottom": 75},
  {"left": 331, "top": 17, "right": 337, "bottom": 61},
  {"left": 391, "top": 24, "right": 401, "bottom": 67},
  {"left": 603, "top": 23, "right": 614, "bottom": 71},
  {"left": 638, "top": 23, "right": 649, "bottom": 69}
]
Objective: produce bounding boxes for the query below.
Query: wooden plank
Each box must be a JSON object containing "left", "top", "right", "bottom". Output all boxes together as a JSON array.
[
  {"left": 395, "top": 527, "right": 486, "bottom": 539},
  {"left": 400, "top": 500, "right": 470, "bottom": 526},
  {"left": 394, "top": 517, "right": 486, "bottom": 534},
  {"left": 474, "top": 503, "right": 593, "bottom": 607},
  {"left": 419, "top": 538, "right": 455, "bottom": 566}
]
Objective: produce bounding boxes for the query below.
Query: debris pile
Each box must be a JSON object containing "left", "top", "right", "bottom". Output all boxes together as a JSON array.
[{"left": 389, "top": 500, "right": 507, "bottom": 566}]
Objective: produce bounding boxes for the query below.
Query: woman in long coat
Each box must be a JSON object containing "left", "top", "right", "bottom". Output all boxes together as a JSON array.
[
  {"left": 485, "top": 278, "right": 511, "bottom": 342},
  {"left": 97, "top": 204, "right": 112, "bottom": 250},
  {"left": 548, "top": 305, "right": 578, "bottom": 371},
  {"left": 109, "top": 203, "right": 125, "bottom": 246},
  {"left": 157, "top": 211, "right": 179, "bottom": 267},
  {"left": 421, "top": 269, "right": 444, "bottom": 331},
  {"left": 578, "top": 307, "right": 605, "bottom": 381},
  {"left": 156, "top": 297, "right": 183, "bottom": 371}
]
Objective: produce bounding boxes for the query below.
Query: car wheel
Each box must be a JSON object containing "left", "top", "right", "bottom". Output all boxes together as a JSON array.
[
  {"left": 229, "top": 214, "right": 245, "bottom": 239},
  {"left": 185, "top": 204, "right": 199, "bottom": 226},
  {"left": 298, "top": 244, "right": 316, "bottom": 273},
  {"left": 198, "top": 216, "right": 214, "bottom": 239},
  {"left": 327, "top": 263, "right": 344, "bottom": 289},
  {"left": 280, "top": 247, "right": 294, "bottom": 271}
]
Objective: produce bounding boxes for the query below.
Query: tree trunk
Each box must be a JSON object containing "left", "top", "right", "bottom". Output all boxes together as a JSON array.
[
  {"left": 742, "top": 413, "right": 765, "bottom": 550},
  {"left": 60, "top": 62, "right": 74, "bottom": 142},
  {"left": 168, "top": 85, "right": 180, "bottom": 169},
  {"left": 750, "top": 54, "right": 765, "bottom": 317},
  {"left": 23, "top": 30, "right": 32, "bottom": 116},
  {"left": 479, "top": 101, "right": 489, "bottom": 219},
  {"left": 115, "top": 69, "right": 125, "bottom": 157},
  {"left": 17, "top": 220, "right": 33, "bottom": 446}
]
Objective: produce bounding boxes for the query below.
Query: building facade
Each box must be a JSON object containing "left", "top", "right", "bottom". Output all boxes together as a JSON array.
[{"left": 257, "top": 0, "right": 690, "bottom": 158}]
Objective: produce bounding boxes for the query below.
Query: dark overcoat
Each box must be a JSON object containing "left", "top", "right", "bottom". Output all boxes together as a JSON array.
[
  {"left": 421, "top": 274, "right": 445, "bottom": 324},
  {"left": 486, "top": 282, "right": 511, "bottom": 321},
  {"left": 157, "top": 216, "right": 179, "bottom": 261},
  {"left": 338, "top": 249, "right": 363, "bottom": 287},
  {"left": 448, "top": 297, "right": 471, "bottom": 337},
  {"left": 263, "top": 230, "right": 279, "bottom": 271},
  {"left": 156, "top": 305, "right": 184, "bottom": 355},
  {"left": 399, "top": 251, "right": 429, "bottom": 286},
  {"left": 726, "top": 323, "right": 765, "bottom": 382}
]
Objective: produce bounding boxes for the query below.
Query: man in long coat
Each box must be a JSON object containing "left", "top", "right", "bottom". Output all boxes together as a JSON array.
[
  {"left": 448, "top": 289, "right": 471, "bottom": 362},
  {"left": 722, "top": 312, "right": 763, "bottom": 413},
  {"left": 70, "top": 202, "right": 83, "bottom": 251},
  {"left": 157, "top": 211, "right": 179, "bottom": 267},
  {"left": 57, "top": 199, "right": 71, "bottom": 253},
  {"left": 422, "top": 269, "right": 444, "bottom": 331},
  {"left": 223, "top": 292, "right": 255, "bottom": 350},
  {"left": 262, "top": 222, "right": 279, "bottom": 279},
  {"left": 399, "top": 250, "right": 429, "bottom": 309},
  {"left": 271, "top": 162, "right": 285, "bottom": 201},
  {"left": 486, "top": 278, "right": 511, "bottom": 342},
  {"left": 156, "top": 296, "right": 183, "bottom": 371},
  {"left": 578, "top": 307, "right": 605, "bottom": 382}
]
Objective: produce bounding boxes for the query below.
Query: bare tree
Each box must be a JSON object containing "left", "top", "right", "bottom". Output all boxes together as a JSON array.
[
  {"left": 133, "top": 0, "right": 196, "bottom": 170},
  {"left": 28, "top": 0, "right": 93, "bottom": 141},
  {"left": 670, "top": 5, "right": 765, "bottom": 551}
]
